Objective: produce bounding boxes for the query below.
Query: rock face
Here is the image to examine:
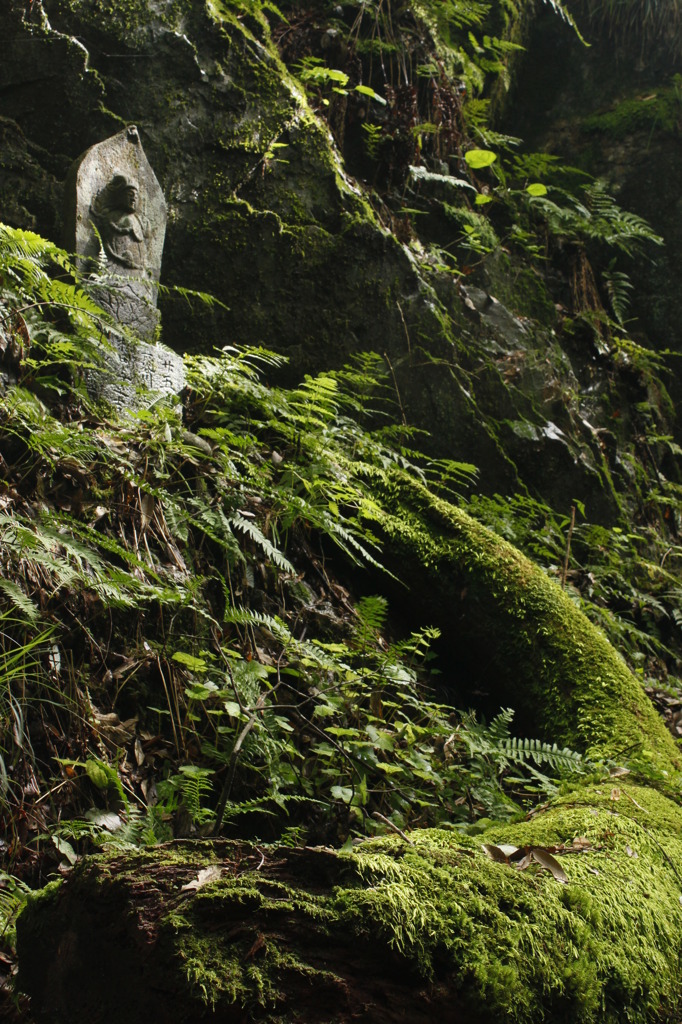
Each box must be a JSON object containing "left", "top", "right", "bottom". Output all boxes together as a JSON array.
[
  {"left": 0, "top": 0, "right": 672, "bottom": 515},
  {"left": 506, "top": 12, "right": 682, "bottom": 373}
]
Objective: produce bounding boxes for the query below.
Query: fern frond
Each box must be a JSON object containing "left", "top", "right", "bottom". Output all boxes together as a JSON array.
[
  {"left": 223, "top": 605, "right": 293, "bottom": 642},
  {"left": 220, "top": 792, "right": 311, "bottom": 821},
  {"left": 356, "top": 595, "right": 389, "bottom": 634},
  {"left": 230, "top": 514, "right": 295, "bottom": 574},
  {"left": 540, "top": 0, "right": 590, "bottom": 44},
  {"left": 584, "top": 181, "right": 663, "bottom": 256},
  {"left": 497, "top": 736, "right": 586, "bottom": 773},
  {"left": 603, "top": 267, "right": 633, "bottom": 326},
  {"left": 0, "top": 578, "right": 41, "bottom": 622},
  {"left": 0, "top": 870, "right": 31, "bottom": 943},
  {"left": 176, "top": 765, "right": 215, "bottom": 826}
]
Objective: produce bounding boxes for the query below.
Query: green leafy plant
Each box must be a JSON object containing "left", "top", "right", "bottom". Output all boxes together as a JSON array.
[
  {"left": 0, "top": 217, "right": 658, "bottom": 877},
  {"left": 296, "top": 56, "right": 386, "bottom": 108},
  {"left": 0, "top": 871, "right": 30, "bottom": 952}
]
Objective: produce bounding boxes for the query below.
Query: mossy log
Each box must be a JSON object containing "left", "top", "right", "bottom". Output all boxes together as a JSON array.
[
  {"left": 16, "top": 783, "right": 682, "bottom": 1024},
  {"left": 378, "top": 477, "right": 681, "bottom": 775}
]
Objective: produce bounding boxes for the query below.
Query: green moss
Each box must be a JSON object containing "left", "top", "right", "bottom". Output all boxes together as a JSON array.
[
  {"left": 18, "top": 791, "right": 682, "bottom": 1024},
  {"left": 206, "top": 0, "right": 275, "bottom": 45},
  {"left": 377, "top": 473, "right": 681, "bottom": 776},
  {"left": 155, "top": 787, "right": 682, "bottom": 1021},
  {"left": 332, "top": 787, "right": 682, "bottom": 1022},
  {"left": 162, "top": 872, "right": 345, "bottom": 1012},
  {"left": 484, "top": 252, "right": 557, "bottom": 324},
  {"left": 23, "top": 877, "right": 64, "bottom": 912},
  {"left": 581, "top": 79, "right": 682, "bottom": 139}
]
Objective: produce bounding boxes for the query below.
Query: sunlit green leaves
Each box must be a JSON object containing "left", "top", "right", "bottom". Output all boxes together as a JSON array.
[{"left": 465, "top": 148, "right": 497, "bottom": 169}]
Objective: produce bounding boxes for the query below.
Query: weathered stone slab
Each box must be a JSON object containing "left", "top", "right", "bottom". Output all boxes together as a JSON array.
[{"left": 85, "top": 333, "right": 186, "bottom": 410}]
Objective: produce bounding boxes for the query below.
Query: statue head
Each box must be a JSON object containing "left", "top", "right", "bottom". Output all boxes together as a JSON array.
[
  {"left": 93, "top": 173, "right": 141, "bottom": 218},
  {"left": 108, "top": 174, "right": 140, "bottom": 213}
]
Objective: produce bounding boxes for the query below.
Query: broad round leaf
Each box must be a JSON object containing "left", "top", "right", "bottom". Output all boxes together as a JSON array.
[
  {"left": 354, "top": 84, "right": 387, "bottom": 105},
  {"left": 526, "top": 183, "right": 548, "bottom": 197},
  {"left": 465, "top": 149, "right": 497, "bottom": 169}
]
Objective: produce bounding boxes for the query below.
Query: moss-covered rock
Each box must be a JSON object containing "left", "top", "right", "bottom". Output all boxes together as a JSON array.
[{"left": 13, "top": 449, "right": 682, "bottom": 1023}]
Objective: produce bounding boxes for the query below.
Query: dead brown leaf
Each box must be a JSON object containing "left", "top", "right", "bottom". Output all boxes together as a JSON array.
[
  {"left": 482, "top": 843, "right": 569, "bottom": 883},
  {"left": 138, "top": 490, "right": 155, "bottom": 533},
  {"left": 244, "top": 933, "right": 266, "bottom": 960},
  {"left": 531, "top": 848, "right": 568, "bottom": 884},
  {"left": 482, "top": 843, "right": 518, "bottom": 863}
]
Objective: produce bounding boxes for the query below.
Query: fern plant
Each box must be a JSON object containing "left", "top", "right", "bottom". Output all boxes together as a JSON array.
[
  {"left": 156, "top": 766, "right": 216, "bottom": 830},
  {"left": 525, "top": 179, "right": 663, "bottom": 257}
]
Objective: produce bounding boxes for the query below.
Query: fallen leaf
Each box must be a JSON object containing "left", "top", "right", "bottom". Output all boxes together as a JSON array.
[
  {"left": 610, "top": 788, "right": 621, "bottom": 801},
  {"left": 482, "top": 843, "right": 518, "bottom": 863},
  {"left": 140, "top": 777, "right": 157, "bottom": 804},
  {"left": 181, "top": 865, "right": 224, "bottom": 892},
  {"left": 531, "top": 848, "right": 568, "bottom": 884},
  {"left": 92, "top": 709, "right": 138, "bottom": 747},
  {"left": 244, "top": 933, "right": 266, "bottom": 960},
  {"left": 47, "top": 644, "right": 61, "bottom": 676},
  {"left": 166, "top": 541, "right": 187, "bottom": 570},
  {"left": 497, "top": 844, "right": 522, "bottom": 859},
  {"left": 85, "top": 809, "right": 122, "bottom": 832},
  {"left": 139, "top": 491, "right": 154, "bottom": 532},
  {"left": 52, "top": 835, "right": 77, "bottom": 866}
]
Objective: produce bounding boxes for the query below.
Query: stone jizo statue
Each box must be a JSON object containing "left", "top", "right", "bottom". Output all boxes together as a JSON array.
[
  {"left": 65, "top": 124, "right": 166, "bottom": 332},
  {"left": 64, "top": 126, "right": 184, "bottom": 407}
]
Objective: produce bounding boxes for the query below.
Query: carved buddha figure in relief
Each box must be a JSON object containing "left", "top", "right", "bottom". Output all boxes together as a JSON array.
[{"left": 91, "top": 173, "right": 150, "bottom": 272}]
